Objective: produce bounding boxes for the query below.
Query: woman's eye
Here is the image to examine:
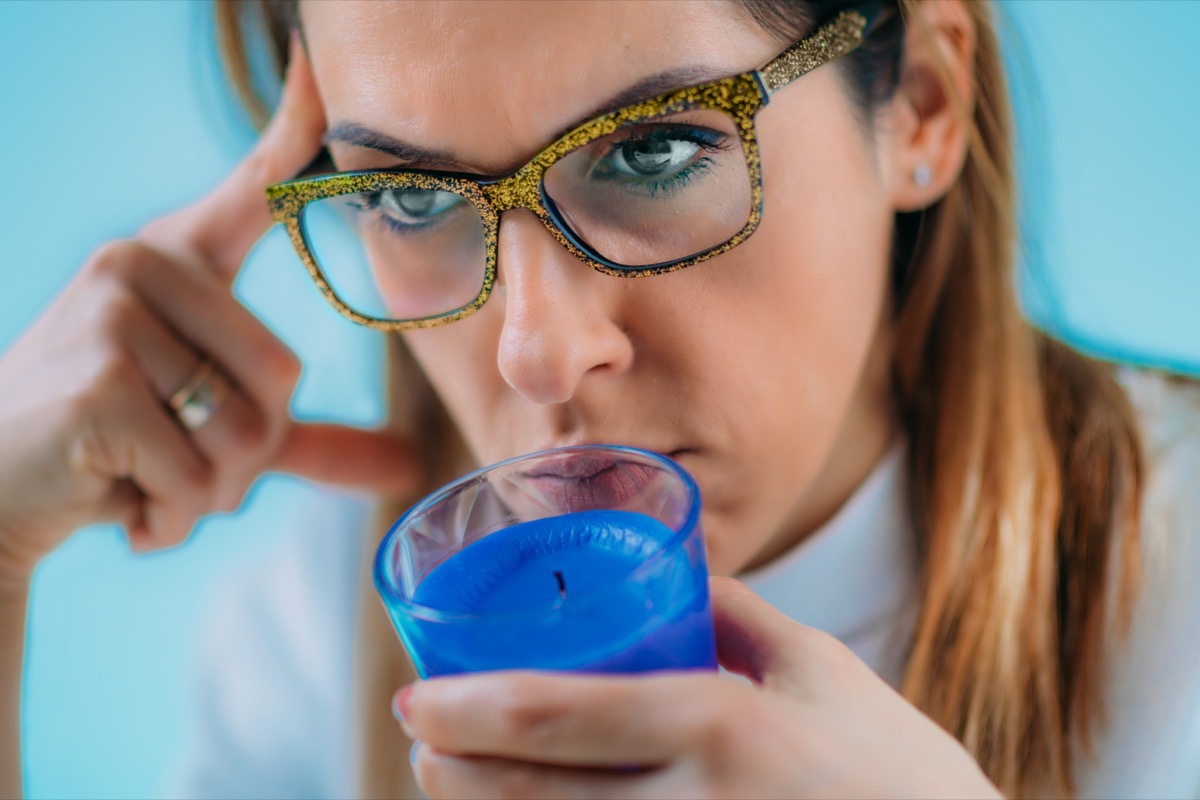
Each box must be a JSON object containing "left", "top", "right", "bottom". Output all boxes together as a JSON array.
[
  {"left": 606, "top": 138, "right": 702, "bottom": 178},
  {"left": 378, "top": 189, "right": 464, "bottom": 221}
]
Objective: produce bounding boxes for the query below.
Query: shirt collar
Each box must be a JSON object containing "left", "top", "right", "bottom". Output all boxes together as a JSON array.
[{"left": 737, "top": 443, "right": 916, "bottom": 650}]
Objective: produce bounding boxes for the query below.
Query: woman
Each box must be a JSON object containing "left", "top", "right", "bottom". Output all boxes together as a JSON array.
[{"left": 2, "top": 0, "right": 1198, "bottom": 797}]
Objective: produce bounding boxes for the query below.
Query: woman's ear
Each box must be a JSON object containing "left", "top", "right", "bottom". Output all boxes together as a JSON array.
[{"left": 884, "top": 0, "right": 977, "bottom": 212}]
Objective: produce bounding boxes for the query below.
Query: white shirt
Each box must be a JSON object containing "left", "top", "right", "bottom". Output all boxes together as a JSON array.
[{"left": 171, "top": 369, "right": 1200, "bottom": 799}]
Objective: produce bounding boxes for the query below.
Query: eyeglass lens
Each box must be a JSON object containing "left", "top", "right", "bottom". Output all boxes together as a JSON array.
[{"left": 301, "top": 108, "right": 752, "bottom": 322}]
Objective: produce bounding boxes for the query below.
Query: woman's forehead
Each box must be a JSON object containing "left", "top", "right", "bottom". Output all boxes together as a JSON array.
[{"left": 300, "top": 0, "right": 777, "bottom": 173}]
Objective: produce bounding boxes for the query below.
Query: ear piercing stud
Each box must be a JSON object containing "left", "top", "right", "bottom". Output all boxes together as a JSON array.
[{"left": 913, "top": 163, "right": 932, "bottom": 187}]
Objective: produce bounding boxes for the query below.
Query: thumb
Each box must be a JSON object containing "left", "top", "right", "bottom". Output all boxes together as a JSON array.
[
  {"left": 711, "top": 576, "right": 811, "bottom": 689},
  {"left": 271, "top": 422, "right": 421, "bottom": 496}
]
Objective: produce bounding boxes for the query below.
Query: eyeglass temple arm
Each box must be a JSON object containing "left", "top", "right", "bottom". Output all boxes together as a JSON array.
[{"left": 756, "top": 2, "right": 889, "bottom": 97}]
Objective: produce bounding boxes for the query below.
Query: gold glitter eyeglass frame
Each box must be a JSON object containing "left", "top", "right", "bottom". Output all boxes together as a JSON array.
[{"left": 267, "top": 8, "right": 876, "bottom": 331}]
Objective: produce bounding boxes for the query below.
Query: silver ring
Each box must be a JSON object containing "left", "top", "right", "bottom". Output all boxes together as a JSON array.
[{"left": 168, "top": 360, "right": 229, "bottom": 431}]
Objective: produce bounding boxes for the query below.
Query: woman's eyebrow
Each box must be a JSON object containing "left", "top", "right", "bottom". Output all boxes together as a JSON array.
[
  {"left": 322, "top": 124, "right": 469, "bottom": 170},
  {"left": 580, "top": 65, "right": 733, "bottom": 122},
  {"left": 322, "top": 64, "right": 734, "bottom": 171}
]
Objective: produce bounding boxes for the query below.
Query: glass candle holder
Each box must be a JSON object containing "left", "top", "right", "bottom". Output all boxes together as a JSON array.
[{"left": 373, "top": 445, "right": 716, "bottom": 677}]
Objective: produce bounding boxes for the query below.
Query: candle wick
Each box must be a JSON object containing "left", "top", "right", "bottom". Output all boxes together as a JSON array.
[{"left": 554, "top": 570, "right": 567, "bottom": 601}]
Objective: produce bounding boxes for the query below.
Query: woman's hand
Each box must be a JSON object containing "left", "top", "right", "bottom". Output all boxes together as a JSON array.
[
  {"left": 0, "top": 41, "right": 416, "bottom": 579},
  {"left": 398, "top": 577, "right": 1003, "bottom": 799}
]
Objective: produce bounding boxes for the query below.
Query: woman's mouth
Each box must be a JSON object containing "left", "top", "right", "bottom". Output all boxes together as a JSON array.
[{"left": 519, "top": 447, "right": 692, "bottom": 512}]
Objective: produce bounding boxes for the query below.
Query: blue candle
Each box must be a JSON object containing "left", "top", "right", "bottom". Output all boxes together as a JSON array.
[{"left": 387, "top": 509, "right": 716, "bottom": 677}]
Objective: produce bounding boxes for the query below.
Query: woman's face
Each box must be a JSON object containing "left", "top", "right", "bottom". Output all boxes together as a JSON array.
[{"left": 303, "top": 0, "right": 903, "bottom": 575}]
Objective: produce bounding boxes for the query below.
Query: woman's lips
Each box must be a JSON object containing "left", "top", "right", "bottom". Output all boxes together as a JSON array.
[
  {"left": 520, "top": 448, "right": 691, "bottom": 512},
  {"left": 525, "top": 451, "right": 627, "bottom": 480}
]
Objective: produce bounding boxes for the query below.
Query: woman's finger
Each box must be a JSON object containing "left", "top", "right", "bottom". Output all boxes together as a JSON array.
[
  {"left": 107, "top": 288, "right": 290, "bottom": 509},
  {"left": 92, "top": 479, "right": 147, "bottom": 539},
  {"left": 112, "top": 250, "right": 419, "bottom": 498},
  {"left": 271, "top": 422, "right": 420, "bottom": 495},
  {"left": 414, "top": 746, "right": 676, "bottom": 800},
  {"left": 140, "top": 34, "right": 326, "bottom": 282},
  {"left": 711, "top": 576, "right": 806, "bottom": 684},
  {"left": 80, "top": 369, "right": 215, "bottom": 547},
  {"left": 107, "top": 286, "right": 204, "bottom": 400},
  {"left": 91, "top": 239, "right": 300, "bottom": 437},
  {"left": 400, "top": 671, "right": 737, "bottom": 767},
  {"left": 712, "top": 576, "right": 868, "bottom": 698},
  {"left": 83, "top": 242, "right": 417, "bottom": 500}
]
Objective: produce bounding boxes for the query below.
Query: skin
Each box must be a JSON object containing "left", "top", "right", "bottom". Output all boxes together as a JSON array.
[
  {"left": 0, "top": 40, "right": 413, "bottom": 798},
  {"left": 401, "top": 578, "right": 1000, "bottom": 799},
  {"left": 0, "top": 0, "right": 997, "bottom": 796},
  {"left": 299, "top": 1, "right": 994, "bottom": 797},
  {"left": 306, "top": 0, "right": 899, "bottom": 576}
]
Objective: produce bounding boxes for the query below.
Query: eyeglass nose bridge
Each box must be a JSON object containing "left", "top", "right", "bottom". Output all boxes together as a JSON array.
[{"left": 481, "top": 165, "right": 548, "bottom": 214}]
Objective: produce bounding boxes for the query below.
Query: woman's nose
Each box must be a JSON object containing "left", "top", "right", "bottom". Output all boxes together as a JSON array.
[{"left": 494, "top": 211, "right": 634, "bottom": 406}]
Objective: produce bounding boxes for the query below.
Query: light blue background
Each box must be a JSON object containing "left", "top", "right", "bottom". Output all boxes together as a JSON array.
[{"left": 1, "top": 1, "right": 1197, "bottom": 797}]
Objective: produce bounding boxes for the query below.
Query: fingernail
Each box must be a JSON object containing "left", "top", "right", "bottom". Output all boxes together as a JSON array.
[
  {"left": 409, "top": 741, "right": 420, "bottom": 766},
  {"left": 392, "top": 685, "right": 414, "bottom": 723}
]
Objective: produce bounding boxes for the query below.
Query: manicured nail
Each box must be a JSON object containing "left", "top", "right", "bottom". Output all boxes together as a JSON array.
[
  {"left": 392, "top": 686, "right": 414, "bottom": 723},
  {"left": 409, "top": 741, "right": 420, "bottom": 766}
]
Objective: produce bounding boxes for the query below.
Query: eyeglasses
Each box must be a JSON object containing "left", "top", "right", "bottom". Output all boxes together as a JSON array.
[{"left": 267, "top": 8, "right": 876, "bottom": 330}]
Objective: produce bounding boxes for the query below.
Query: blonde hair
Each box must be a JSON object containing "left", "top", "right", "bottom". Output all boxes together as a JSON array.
[
  {"left": 216, "top": 2, "right": 1144, "bottom": 796},
  {"left": 886, "top": 3, "right": 1142, "bottom": 796}
]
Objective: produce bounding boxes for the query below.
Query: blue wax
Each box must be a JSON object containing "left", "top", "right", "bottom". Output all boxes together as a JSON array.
[{"left": 398, "top": 509, "right": 715, "bottom": 677}]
